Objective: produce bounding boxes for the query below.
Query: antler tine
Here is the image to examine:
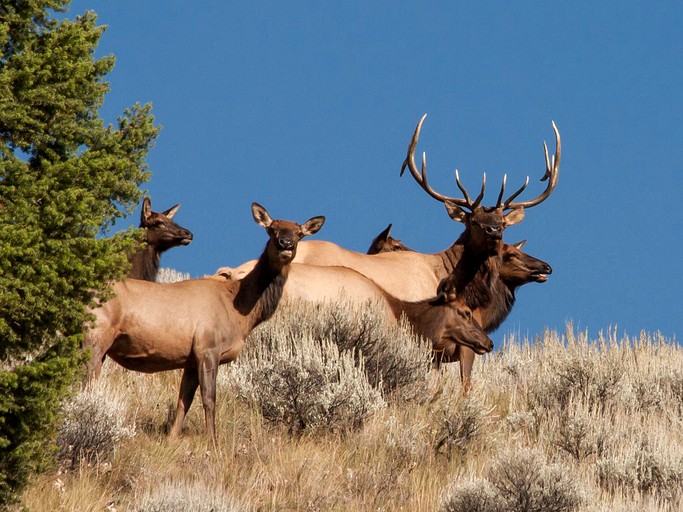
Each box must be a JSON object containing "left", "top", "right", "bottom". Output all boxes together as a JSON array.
[
  {"left": 471, "top": 172, "right": 486, "bottom": 209},
  {"left": 495, "top": 174, "right": 507, "bottom": 208},
  {"left": 401, "top": 115, "right": 472, "bottom": 208},
  {"left": 400, "top": 114, "right": 427, "bottom": 178},
  {"left": 454, "top": 169, "right": 471, "bottom": 205},
  {"left": 504, "top": 121, "right": 561, "bottom": 210},
  {"left": 503, "top": 176, "right": 530, "bottom": 209},
  {"left": 455, "top": 169, "right": 485, "bottom": 209}
]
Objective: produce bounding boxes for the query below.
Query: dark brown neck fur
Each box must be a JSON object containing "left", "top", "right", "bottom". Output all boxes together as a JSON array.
[
  {"left": 437, "top": 232, "right": 516, "bottom": 333},
  {"left": 233, "top": 244, "right": 289, "bottom": 332},
  {"left": 478, "top": 270, "right": 515, "bottom": 333},
  {"left": 127, "top": 245, "right": 161, "bottom": 281}
]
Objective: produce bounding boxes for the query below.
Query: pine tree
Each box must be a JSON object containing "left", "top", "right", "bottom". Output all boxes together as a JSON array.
[{"left": 0, "top": 1, "right": 158, "bottom": 503}]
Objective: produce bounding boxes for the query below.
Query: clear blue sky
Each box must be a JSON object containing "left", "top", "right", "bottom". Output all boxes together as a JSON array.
[{"left": 68, "top": 1, "right": 683, "bottom": 343}]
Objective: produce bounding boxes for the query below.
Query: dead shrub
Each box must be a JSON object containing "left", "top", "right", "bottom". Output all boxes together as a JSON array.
[
  {"left": 434, "top": 395, "right": 491, "bottom": 458},
  {"left": 222, "top": 332, "right": 385, "bottom": 434},
  {"left": 440, "top": 479, "right": 501, "bottom": 512},
  {"left": 245, "top": 298, "right": 433, "bottom": 401},
  {"left": 596, "top": 437, "right": 683, "bottom": 505},
  {"left": 550, "top": 398, "right": 608, "bottom": 462},
  {"left": 488, "top": 448, "right": 582, "bottom": 512},
  {"left": 135, "top": 479, "right": 244, "bottom": 511},
  {"left": 57, "top": 380, "right": 136, "bottom": 467}
]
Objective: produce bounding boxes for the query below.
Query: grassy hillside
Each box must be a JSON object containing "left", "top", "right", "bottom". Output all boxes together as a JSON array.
[{"left": 21, "top": 298, "right": 683, "bottom": 511}]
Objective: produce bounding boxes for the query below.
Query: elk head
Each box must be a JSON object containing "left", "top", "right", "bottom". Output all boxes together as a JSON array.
[
  {"left": 500, "top": 240, "right": 553, "bottom": 285},
  {"left": 401, "top": 115, "right": 561, "bottom": 255},
  {"left": 140, "top": 197, "right": 193, "bottom": 250},
  {"left": 446, "top": 305, "right": 494, "bottom": 355},
  {"left": 252, "top": 202, "right": 325, "bottom": 269},
  {"left": 367, "top": 223, "right": 413, "bottom": 254},
  {"left": 433, "top": 297, "right": 494, "bottom": 357}
]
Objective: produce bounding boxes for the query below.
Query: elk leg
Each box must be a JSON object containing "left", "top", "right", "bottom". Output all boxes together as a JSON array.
[
  {"left": 459, "top": 346, "right": 476, "bottom": 394},
  {"left": 198, "top": 351, "right": 219, "bottom": 442},
  {"left": 83, "top": 326, "right": 116, "bottom": 381},
  {"left": 169, "top": 366, "right": 199, "bottom": 438}
]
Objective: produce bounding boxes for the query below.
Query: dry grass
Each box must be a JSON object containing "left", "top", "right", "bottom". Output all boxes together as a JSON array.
[{"left": 20, "top": 301, "right": 683, "bottom": 512}]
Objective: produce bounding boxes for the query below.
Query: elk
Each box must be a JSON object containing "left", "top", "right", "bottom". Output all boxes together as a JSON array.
[
  {"left": 128, "top": 197, "right": 193, "bottom": 281},
  {"left": 366, "top": 224, "right": 412, "bottom": 254},
  {"left": 83, "top": 203, "right": 325, "bottom": 440},
  {"left": 88, "top": 197, "right": 194, "bottom": 376},
  {"left": 367, "top": 224, "right": 552, "bottom": 332}
]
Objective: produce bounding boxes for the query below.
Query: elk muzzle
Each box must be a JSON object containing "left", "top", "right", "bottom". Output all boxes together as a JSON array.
[
  {"left": 179, "top": 230, "right": 193, "bottom": 245},
  {"left": 531, "top": 262, "right": 553, "bottom": 283}
]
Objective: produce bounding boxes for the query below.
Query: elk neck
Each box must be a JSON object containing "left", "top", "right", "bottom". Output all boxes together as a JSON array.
[
  {"left": 232, "top": 244, "right": 290, "bottom": 328},
  {"left": 447, "top": 236, "right": 503, "bottom": 313},
  {"left": 478, "top": 271, "right": 515, "bottom": 334},
  {"left": 127, "top": 244, "right": 161, "bottom": 281}
]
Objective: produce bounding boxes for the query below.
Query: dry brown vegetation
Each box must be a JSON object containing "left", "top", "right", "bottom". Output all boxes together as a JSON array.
[{"left": 21, "top": 298, "right": 683, "bottom": 512}]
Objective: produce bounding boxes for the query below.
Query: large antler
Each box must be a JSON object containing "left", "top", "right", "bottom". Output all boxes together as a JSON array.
[
  {"left": 401, "top": 114, "right": 486, "bottom": 211},
  {"left": 496, "top": 121, "right": 561, "bottom": 210}
]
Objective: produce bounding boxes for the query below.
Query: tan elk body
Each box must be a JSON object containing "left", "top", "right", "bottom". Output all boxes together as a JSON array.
[
  {"left": 83, "top": 203, "right": 325, "bottom": 440},
  {"left": 215, "top": 264, "right": 494, "bottom": 359}
]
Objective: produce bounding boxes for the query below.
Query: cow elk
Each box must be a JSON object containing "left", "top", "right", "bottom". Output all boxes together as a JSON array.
[
  {"left": 128, "top": 197, "right": 193, "bottom": 281},
  {"left": 366, "top": 224, "right": 412, "bottom": 254},
  {"left": 83, "top": 203, "right": 325, "bottom": 440}
]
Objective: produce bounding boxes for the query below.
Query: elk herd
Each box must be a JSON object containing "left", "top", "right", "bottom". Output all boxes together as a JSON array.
[{"left": 82, "top": 115, "right": 561, "bottom": 439}]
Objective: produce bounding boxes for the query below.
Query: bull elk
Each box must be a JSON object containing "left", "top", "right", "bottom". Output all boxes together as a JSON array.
[
  {"left": 128, "top": 197, "right": 193, "bottom": 281},
  {"left": 83, "top": 203, "right": 325, "bottom": 440},
  {"left": 367, "top": 225, "right": 552, "bottom": 332}
]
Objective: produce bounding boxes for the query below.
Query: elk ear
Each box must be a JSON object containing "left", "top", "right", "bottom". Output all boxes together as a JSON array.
[
  {"left": 252, "top": 202, "right": 272, "bottom": 228},
  {"left": 512, "top": 240, "right": 527, "bottom": 249},
  {"left": 141, "top": 197, "right": 152, "bottom": 224},
  {"left": 215, "top": 267, "right": 234, "bottom": 280},
  {"left": 444, "top": 200, "right": 468, "bottom": 224},
  {"left": 162, "top": 203, "right": 180, "bottom": 219},
  {"left": 504, "top": 208, "right": 525, "bottom": 226},
  {"left": 378, "top": 224, "right": 393, "bottom": 241},
  {"left": 301, "top": 216, "right": 325, "bottom": 236}
]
